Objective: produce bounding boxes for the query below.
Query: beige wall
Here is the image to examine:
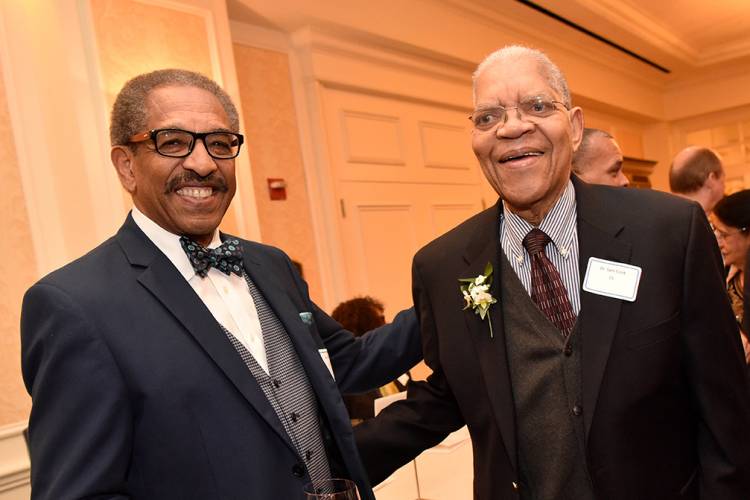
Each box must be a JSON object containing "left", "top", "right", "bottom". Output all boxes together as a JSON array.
[
  {"left": 91, "top": 0, "right": 214, "bottom": 99},
  {"left": 88, "top": 0, "right": 263, "bottom": 240},
  {"left": 233, "top": 44, "right": 323, "bottom": 303},
  {"left": 0, "top": 0, "right": 259, "bottom": 431},
  {"left": 89, "top": 0, "right": 248, "bottom": 234},
  {"left": 0, "top": 65, "right": 34, "bottom": 425}
]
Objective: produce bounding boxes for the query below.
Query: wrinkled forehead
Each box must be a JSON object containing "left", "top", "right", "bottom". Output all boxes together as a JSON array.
[
  {"left": 474, "top": 56, "right": 559, "bottom": 105},
  {"left": 144, "top": 85, "right": 229, "bottom": 129}
]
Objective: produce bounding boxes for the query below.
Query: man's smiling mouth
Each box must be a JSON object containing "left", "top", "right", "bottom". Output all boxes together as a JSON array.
[
  {"left": 499, "top": 150, "right": 544, "bottom": 163},
  {"left": 176, "top": 187, "right": 214, "bottom": 199}
]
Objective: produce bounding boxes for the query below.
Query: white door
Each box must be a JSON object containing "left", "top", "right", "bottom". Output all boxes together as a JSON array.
[{"left": 321, "top": 87, "right": 496, "bottom": 323}]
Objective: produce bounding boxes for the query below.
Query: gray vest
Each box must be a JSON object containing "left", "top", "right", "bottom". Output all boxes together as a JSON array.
[
  {"left": 500, "top": 254, "right": 596, "bottom": 500},
  {"left": 219, "top": 273, "right": 331, "bottom": 484}
]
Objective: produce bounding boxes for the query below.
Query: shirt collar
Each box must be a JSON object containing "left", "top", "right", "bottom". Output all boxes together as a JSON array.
[
  {"left": 131, "top": 206, "right": 222, "bottom": 281},
  {"left": 727, "top": 265, "right": 741, "bottom": 286},
  {"left": 502, "top": 180, "right": 577, "bottom": 259}
]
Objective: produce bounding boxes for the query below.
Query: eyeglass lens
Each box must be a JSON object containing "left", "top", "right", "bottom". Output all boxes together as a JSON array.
[
  {"left": 155, "top": 129, "right": 241, "bottom": 159},
  {"left": 470, "top": 98, "right": 560, "bottom": 131}
]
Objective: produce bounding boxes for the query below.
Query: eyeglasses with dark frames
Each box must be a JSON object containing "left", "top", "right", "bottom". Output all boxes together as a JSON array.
[
  {"left": 128, "top": 128, "right": 244, "bottom": 159},
  {"left": 469, "top": 96, "right": 568, "bottom": 131}
]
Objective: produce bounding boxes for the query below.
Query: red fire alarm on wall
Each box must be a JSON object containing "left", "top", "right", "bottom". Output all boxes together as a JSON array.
[{"left": 267, "top": 178, "right": 287, "bottom": 200}]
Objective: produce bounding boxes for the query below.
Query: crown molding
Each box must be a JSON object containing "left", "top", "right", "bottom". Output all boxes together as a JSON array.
[
  {"left": 700, "top": 37, "right": 750, "bottom": 66},
  {"left": 572, "top": 0, "right": 696, "bottom": 62},
  {"left": 437, "top": 0, "right": 668, "bottom": 90},
  {"left": 293, "top": 25, "right": 474, "bottom": 89},
  {"left": 230, "top": 20, "right": 291, "bottom": 53},
  {"left": 536, "top": 0, "right": 750, "bottom": 69}
]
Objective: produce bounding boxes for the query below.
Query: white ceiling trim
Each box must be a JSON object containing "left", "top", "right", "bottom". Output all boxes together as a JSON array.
[
  {"left": 440, "top": 0, "right": 667, "bottom": 89},
  {"left": 574, "top": 0, "right": 697, "bottom": 62},
  {"left": 699, "top": 37, "right": 750, "bottom": 66}
]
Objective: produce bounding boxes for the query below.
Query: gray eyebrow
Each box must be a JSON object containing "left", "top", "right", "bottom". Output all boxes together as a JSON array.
[
  {"left": 474, "top": 94, "right": 553, "bottom": 111},
  {"left": 157, "top": 125, "right": 235, "bottom": 134}
]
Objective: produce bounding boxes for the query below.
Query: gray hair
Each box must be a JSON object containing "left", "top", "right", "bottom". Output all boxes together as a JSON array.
[
  {"left": 110, "top": 68, "right": 240, "bottom": 147},
  {"left": 472, "top": 45, "right": 571, "bottom": 108},
  {"left": 572, "top": 128, "right": 613, "bottom": 173}
]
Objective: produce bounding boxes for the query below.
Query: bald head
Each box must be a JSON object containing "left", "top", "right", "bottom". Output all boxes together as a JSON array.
[
  {"left": 669, "top": 146, "right": 725, "bottom": 213},
  {"left": 572, "top": 128, "right": 628, "bottom": 187}
]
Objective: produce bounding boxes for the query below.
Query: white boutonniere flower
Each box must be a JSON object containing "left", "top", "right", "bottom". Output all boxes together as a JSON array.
[{"left": 459, "top": 262, "right": 498, "bottom": 338}]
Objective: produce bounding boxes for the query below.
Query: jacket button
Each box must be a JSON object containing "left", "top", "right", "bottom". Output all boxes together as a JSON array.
[
  {"left": 512, "top": 481, "right": 518, "bottom": 490},
  {"left": 292, "top": 463, "right": 305, "bottom": 477},
  {"left": 572, "top": 405, "right": 583, "bottom": 416},
  {"left": 563, "top": 345, "right": 573, "bottom": 356}
]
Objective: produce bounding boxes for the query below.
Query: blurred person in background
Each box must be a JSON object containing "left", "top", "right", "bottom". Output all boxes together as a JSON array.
[
  {"left": 571, "top": 128, "right": 629, "bottom": 187},
  {"left": 332, "top": 296, "right": 409, "bottom": 424},
  {"left": 713, "top": 190, "right": 750, "bottom": 369},
  {"left": 670, "top": 146, "right": 726, "bottom": 214}
]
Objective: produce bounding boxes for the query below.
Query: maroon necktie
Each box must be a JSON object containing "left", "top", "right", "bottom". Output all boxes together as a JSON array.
[{"left": 522, "top": 228, "right": 577, "bottom": 337}]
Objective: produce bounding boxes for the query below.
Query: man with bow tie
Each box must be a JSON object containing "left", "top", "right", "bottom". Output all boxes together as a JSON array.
[{"left": 20, "top": 69, "right": 420, "bottom": 500}]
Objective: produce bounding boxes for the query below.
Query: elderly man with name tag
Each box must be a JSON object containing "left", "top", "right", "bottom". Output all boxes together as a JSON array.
[
  {"left": 355, "top": 45, "right": 750, "bottom": 500},
  {"left": 21, "top": 69, "right": 421, "bottom": 500}
]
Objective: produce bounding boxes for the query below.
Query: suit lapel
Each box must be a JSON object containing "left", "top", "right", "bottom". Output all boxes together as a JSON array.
[
  {"left": 573, "top": 179, "right": 632, "bottom": 439},
  {"left": 241, "top": 250, "right": 335, "bottom": 389},
  {"left": 462, "top": 203, "right": 518, "bottom": 472},
  {"left": 116, "top": 217, "right": 297, "bottom": 453},
  {"left": 240, "top": 245, "right": 346, "bottom": 429}
]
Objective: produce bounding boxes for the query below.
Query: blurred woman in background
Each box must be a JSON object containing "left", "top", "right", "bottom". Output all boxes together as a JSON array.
[
  {"left": 332, "top": 296, "right": 408, "bottom": 424},
  {"left": 713, "top": 189, "right": 750, "bottom": 370}
]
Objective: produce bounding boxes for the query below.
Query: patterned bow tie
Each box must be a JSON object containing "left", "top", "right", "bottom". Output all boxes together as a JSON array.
[{"left": 179, "top": 236, "right": 244, "bottom": 278}]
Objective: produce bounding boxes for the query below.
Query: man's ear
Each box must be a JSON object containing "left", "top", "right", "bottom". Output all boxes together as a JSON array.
[
  {"left": 569, "top": 106, "right": 584, "bottom": 152},
  {"left": 111, "top": 145, "right": 136, "bottom": 194}
]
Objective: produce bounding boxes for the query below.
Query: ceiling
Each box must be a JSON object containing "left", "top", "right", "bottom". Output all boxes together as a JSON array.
[
  {"left": 227, "top": 0, "right": 750, "bottom": 81},
  {"left": 522, "top": 0, "right": 750, "bottom": 74}
]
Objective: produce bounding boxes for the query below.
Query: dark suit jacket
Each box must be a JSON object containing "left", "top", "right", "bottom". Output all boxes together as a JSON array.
[
  {"left": 356, "top": 178, "right": 750, "bottom": 500},
  {"left": 21, "top": 215, "right": 421, "bottom": 500}
]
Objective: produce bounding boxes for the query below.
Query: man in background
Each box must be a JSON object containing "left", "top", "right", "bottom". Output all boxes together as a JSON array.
[
  {"left": 572, "top": 128, "right": 629, "bottom": 187},
  {"left": 669, "top": 145, "right": 725, "bottom": 213},
  {"left": 21, "top": 68, "right": 420, "bottom": 500}
]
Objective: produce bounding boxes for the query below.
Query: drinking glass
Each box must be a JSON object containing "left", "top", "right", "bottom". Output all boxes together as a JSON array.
[{"left": 303, "top": 478, "right": 360, "bottom": 499}]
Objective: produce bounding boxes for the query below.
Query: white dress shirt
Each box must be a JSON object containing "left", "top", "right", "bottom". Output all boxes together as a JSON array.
[
  {"left": 132, "top": 207, "right": 269, "bottom": 373},
  {"left": 500, "top": 180, "right": 581, "bottom": 314}
]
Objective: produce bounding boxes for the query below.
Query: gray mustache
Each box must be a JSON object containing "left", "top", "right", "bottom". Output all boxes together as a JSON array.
[{"left": 166, "top": 172, "right": 228, "bottom": 194}]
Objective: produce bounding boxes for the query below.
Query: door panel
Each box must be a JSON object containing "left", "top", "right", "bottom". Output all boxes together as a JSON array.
[
  {"left": 322, "top": 87, "right": 491, "bottom": 321},
  {"left": 337, "top": 181, "right": 482, "bottom": 317},
  {"left": 325, "top": 89, "right": 479, "bottom": 185}
]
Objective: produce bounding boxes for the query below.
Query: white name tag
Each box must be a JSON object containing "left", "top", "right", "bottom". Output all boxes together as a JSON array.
[
  {"left": 583, "top": 257, "right": 641, "bottom": 302},
  {"left": 318, "top": 348, "right": 335, "bottom": 380}
]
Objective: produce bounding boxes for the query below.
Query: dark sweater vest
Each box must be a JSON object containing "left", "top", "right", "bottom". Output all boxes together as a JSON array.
[{"left": 500, "top": 253, "right": 596, "bottom": 500}]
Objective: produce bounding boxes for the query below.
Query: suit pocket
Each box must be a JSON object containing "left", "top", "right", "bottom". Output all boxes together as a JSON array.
[{"left": 625, "top": 311, "right": 680, "bottom": 350}]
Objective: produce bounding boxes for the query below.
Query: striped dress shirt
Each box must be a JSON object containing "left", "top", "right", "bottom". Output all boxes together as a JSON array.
[{"left": 500, "top": 180, "right": 581, "bottom": 314}]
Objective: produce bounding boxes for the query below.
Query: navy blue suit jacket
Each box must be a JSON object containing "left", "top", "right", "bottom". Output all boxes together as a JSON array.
[{"left": 21, "top": 214, "right": 420, "bottom": 500}]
